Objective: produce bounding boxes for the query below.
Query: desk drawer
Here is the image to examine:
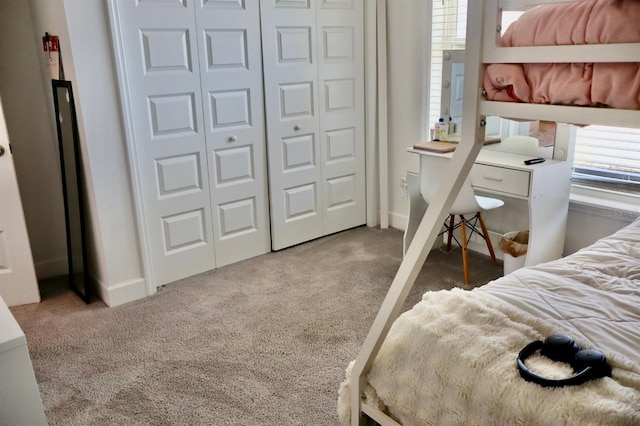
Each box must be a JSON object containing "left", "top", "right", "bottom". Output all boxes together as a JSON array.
[{"left": 470, "top": 164, "right": 530, "bottom": 197}]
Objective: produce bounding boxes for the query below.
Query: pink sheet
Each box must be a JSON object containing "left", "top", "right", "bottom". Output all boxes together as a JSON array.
[{"left": 484, "top": 0, "right": 640, "bottom": 110}]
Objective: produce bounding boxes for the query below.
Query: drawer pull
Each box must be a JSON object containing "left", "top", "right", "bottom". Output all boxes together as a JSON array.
[{"left": 483, "top": 176, "right": 503, "bottom": 182}]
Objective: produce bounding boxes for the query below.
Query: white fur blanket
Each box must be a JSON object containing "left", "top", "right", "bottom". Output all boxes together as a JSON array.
[{"left": 338, "top": 289, "right": 640, "bottom": 425}]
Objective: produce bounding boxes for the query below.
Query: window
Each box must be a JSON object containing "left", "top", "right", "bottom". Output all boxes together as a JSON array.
[
  {"left": 573, "top": 126, "right": 640, "bottom": 193},
  {"left": 429, "top": 0, "right": 640, "bottom": 194},
  {"left": 428, "top": 0, "right": 466, "bottom": 131}
]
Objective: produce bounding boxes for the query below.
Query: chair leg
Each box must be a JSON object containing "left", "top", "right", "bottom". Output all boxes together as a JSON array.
[
  {"left": 446, "top": 214, "right": 455, "bottom": 252},
  {"left": 459, "top": 215, "right": 470, "bottom": 284},
  {"left": 478, "top": 212, "right": 498, "bottom": 266}
]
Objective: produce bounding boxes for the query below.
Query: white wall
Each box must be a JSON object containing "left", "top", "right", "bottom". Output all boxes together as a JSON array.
[
  {"left": 0, "top": 1, "right": 68, "bottom": 279},
  {"left": 565, "top": 203, "right": 638, "bottom": 255},
  {"left": 24, "top": 0, "right": 147, "bottom": 306},
  {"left": 386, "top": 0, "right": 430, "bottom": 229}
]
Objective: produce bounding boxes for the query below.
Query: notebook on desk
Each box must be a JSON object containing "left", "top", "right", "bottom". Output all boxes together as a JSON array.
[
  {"left": 413, "top": 137, "right": 501, "bottom": 153},
  {"left": 412, "top": 141, "right": 458, "bottom": 153}
]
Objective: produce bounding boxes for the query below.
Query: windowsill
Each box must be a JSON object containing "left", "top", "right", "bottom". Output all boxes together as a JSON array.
[{"left": 570, "top": 184, "right": 640, "bottom": 219}]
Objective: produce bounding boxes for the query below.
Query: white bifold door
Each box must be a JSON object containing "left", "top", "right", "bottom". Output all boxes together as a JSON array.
[
  {"left": 112, "top": 0, "right": 365, "bottom": 286},
  {"left": 261, "top": 0, "right": 366, "bottom": 250},
  {"left": 113, "top": 0, "right": 270, "bottom": 286}
]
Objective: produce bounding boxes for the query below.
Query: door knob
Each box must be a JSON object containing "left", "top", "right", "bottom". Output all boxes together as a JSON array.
[
  {"left": 228, "top": 135, "right": 237, "bottom": 142},
  {"left": 294, "top": 125, "right": 301, "bottom": 131},
  {"left": 0, "top": 145, "right": 5, "bottom": 157}
]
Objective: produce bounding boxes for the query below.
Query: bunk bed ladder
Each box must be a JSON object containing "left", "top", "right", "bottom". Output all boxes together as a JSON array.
[{"left": 350, "top": 1, "right": 489, "bottom": 424}]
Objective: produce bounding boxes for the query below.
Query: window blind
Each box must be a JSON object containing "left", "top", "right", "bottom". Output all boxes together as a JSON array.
[{"left": 574, "top": 126, "right": 640, "bottom": 190}]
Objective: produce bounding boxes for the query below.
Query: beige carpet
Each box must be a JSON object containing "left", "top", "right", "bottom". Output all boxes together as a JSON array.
[{"left": 10, "top": 226, "right": 502, "bottom": 426}]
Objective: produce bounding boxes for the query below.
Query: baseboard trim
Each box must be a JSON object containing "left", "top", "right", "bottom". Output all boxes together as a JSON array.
[
  {"left": 388, "top": 211, "right": 407, "bottom": 231},
  {"left": 93, "top": 275, "right": 149, "bottom": 307}
]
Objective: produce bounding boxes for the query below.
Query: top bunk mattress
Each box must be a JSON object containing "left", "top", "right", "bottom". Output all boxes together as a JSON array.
[
  {"left": 338, "top": 217, "right": 640, "bottom": 425},
  {"left": 483, "top": 0, "right": 640, "bottom": 110}
]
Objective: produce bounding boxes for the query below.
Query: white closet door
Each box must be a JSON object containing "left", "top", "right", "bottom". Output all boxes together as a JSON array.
[
  {"left": 261, "top": 0, "right": 365, "bottom": 250},
  {"left": 316, "top": 0, "right": 365, "bottom": 234},
  {"left": 115, "top": 1, "right": 215, "bottom": 286},
  {"left": 194, "top": 1, "right": 271, "bottom": 267},
  {"left": 261, "top": 0, "right": 323, "bottom": 250}
]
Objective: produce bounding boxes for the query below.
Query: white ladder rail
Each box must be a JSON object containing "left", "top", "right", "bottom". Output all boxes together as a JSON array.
[{"left": 349, "top": 1, "right": 488, "bottom": 423}]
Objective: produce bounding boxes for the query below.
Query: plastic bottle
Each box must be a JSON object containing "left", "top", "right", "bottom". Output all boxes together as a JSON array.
[{"left": 436, "top": 117, "right": 449, "bottom": 141}]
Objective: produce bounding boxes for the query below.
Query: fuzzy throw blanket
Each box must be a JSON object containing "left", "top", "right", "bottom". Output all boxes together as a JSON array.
[
  {"left": 484, "top": 0, "right": 640, "bottom": 109},
  {"left": 338, "top": 289, "right": 640, "bottom": 425}
]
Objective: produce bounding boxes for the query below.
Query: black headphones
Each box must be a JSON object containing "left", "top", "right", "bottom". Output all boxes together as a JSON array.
[{"left": 517, "top": 334, "right": 611, "bottom": 387}]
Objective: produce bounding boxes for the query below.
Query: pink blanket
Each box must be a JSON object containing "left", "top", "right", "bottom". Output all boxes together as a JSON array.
[{"left": 484, "top": 0, "right": 640, "bottom": 110}]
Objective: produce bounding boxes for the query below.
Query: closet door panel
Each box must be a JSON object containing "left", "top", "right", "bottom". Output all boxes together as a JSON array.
[
  {"left": 317, "top": 0, "right": 365, "bottom": 234},
  {"left": 195, "top": 0, "right": 271, "bottom": 267},
  {"left": 115, "top": 0, "right": 216, "bottom": 286},
  {"left": 261, "top": 1, "right": 323, "bottom": 250}
]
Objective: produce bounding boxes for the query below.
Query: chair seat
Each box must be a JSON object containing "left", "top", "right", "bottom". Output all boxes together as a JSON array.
[
  {"left": 450, "top": 195, "right": 504, "bottom": 215},
  {"left": 476, "top": 195, "right": 504, "bottom": 212}
]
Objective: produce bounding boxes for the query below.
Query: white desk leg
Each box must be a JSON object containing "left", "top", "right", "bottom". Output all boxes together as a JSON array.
[{"left": 526, "top": 164, "right": 571, "bottom": 266}]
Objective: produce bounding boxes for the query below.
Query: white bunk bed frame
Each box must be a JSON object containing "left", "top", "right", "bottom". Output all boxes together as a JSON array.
[{"left": 350, "top": 1, "right": 640, "bottom": 425}]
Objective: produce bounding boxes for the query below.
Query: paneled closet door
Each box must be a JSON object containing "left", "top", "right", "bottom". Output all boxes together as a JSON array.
[
  {"left": 115, "top": 1, "right": 216, "bottom": 286},
  {"left": 194, "top": 0, "right": 271, "bottom": 267},
  {"left": 260, "top": 1, "right": 323, "bottom": 250},
  {"left": 317, "top": 0, "right": 365, "bottom": 235},
  {"left": 261, "top": 0, "right": 365, "bottom": 250}
]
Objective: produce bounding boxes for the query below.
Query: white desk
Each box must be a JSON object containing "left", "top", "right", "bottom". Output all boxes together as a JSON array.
[
  {"left": 405, "top": 148, "right": 572, "bottom": 269},
  {"left": 0, "top": 297, "right": 48, "bottom": 425}
]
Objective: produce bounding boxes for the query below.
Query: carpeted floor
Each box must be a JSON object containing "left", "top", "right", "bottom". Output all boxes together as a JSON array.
[{"left": 10, "top": 226, "right": 502, "bottom": 426}]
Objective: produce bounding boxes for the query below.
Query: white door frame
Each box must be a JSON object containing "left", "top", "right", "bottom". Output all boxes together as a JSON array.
[
  {"left": 107, "top": 0, "right": 156, "bottom": 295},
  {"left": 364, "top": 0, "right": 379, "bottom": 227},
  {"left": 107, "top": 0, "right": 380, "bottom": 294}
]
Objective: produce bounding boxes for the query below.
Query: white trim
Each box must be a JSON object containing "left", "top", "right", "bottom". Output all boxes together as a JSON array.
[
  {"left": 94, "top": 275, "right": 148, "bottom": 308},
  {"left": 106, "top": 0, "right": 156, "bottom": 295},
  {"left": 365, "top": 0, "right": 379, "bottom": 227},
  {"left": 481, "top": 101, "right": 640, "bottom": 129},
  {"left": 570, "top": 184, "right": 640, "bottom": 216},
  {"left": 377, "top": 0, "right": 388, "bottom": 229},
  {"left": 485, "top": 44, "right": 640, "bottom": 64},
  {"left": 388, "top": 211, "right": 407, "bottom": 232}
]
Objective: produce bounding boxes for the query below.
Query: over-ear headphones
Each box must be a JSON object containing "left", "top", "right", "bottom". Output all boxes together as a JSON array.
[{"left": 517, "top": 334, "right": 611, "bottom": 387}]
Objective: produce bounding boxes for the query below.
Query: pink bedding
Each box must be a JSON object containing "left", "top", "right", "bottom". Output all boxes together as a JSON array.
[{"left": 483, "top": 0, "right": 640, "bottom": 110}]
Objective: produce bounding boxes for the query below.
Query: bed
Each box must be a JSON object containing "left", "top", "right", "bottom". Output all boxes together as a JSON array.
[
  {"left": 484, "top": 0, "right": 640, "bottom": 110},
  {"left": 339, "top": 217, "right": 640, "bottom": 425},
  {"left": 342, "top": 1, "right": 640, "bottom": 425}
]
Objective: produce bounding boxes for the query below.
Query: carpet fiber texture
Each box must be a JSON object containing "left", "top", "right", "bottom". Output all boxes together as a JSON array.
[{"left": 10, "top": 226, "right": 502, "bottom": 425}]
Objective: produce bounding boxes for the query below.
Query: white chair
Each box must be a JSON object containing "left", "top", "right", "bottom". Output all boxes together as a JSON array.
[{"left": 419, "top": 154, "right": 504, "bottom": 284}]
